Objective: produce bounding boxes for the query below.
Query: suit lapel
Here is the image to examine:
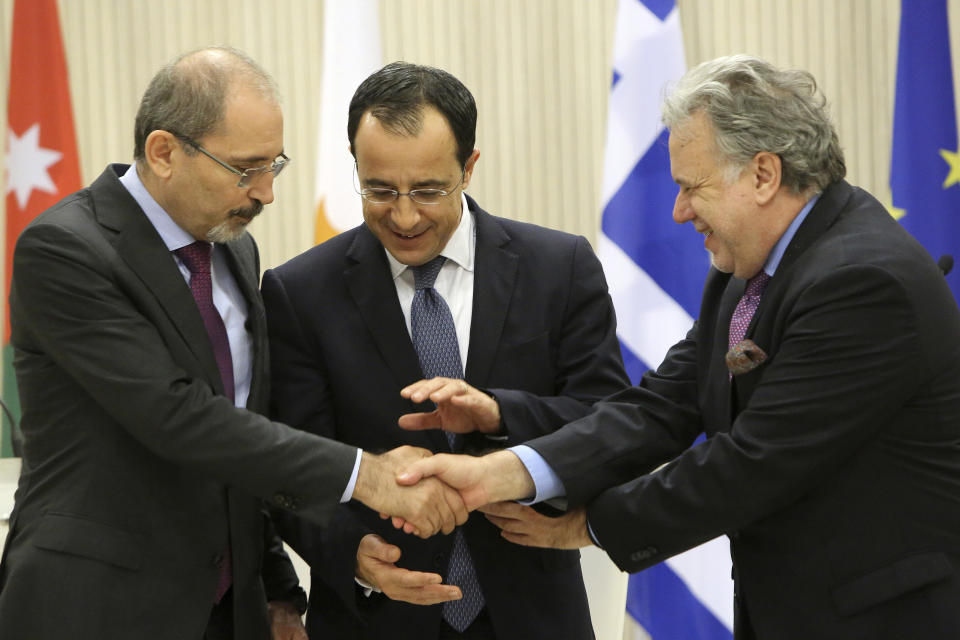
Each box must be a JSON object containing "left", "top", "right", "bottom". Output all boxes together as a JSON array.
[
  {"left": 91, "top": 165, "right": 223, "bottom": 394},
  {"left": 344, "top": 227, "right": 451, "bottom": 452},
  {"left": 748, "top": 181, "right": 850, "bottom": 334},
  {"left": 464, "top": 201, "right": 517, "bottom": 386},
  {"left": 705, "top": 270, "right": 742, "bottom": 431},
  {"left": 344, "top": 227, "right": 425, "bottom": 388},
  {"left": 730, "top": 181, "right": 851, "bottom": 414}
]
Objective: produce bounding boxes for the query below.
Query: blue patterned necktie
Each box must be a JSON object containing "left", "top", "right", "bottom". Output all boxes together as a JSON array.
[{"left": 411, "top": 256, "right": 485, "bottom": 632}]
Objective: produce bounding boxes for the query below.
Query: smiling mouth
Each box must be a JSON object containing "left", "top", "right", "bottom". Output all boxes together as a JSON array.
[{"left": 393, "top": 229, "right": 425, "bottom": 239}]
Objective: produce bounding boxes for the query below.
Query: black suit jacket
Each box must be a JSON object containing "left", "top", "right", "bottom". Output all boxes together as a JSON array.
[
  {"left": 262, "top": 196, "right": 629, "bottom": 639},
  {"left": 529, "top": 181, "right": 960, "bottom": 639},
  {"left": 0, "top": 165, "right": 358, "bottom": 639}
]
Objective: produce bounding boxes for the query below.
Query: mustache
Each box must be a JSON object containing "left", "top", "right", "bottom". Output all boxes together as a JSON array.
[{"left": 230, "top": 200, "right": 264, "bottom": 220}]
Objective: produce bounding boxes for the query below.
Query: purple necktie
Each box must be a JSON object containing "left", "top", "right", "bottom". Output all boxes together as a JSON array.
[
  {"left": 174, "top": 241, "right": 233, "bottom": 603},
  {"left": 411, "top": 256, "right": 485, "bottom": 632},
  {"left": 729, "top": 271, "right": 771, "bottom": 350}
]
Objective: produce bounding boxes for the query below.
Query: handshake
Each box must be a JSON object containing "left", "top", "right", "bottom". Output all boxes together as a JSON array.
[
  {"left": 349, "top": 377, "right": 592, "bottom": 550},
  {"left": 352, "top": 446, "right": 533, "bottom": 538},
  {"left": 344, "top": 378, "right": 592, "bottom": 606}
]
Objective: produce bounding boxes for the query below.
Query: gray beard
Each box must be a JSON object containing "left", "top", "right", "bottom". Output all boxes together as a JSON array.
[
  {"left": 205, "top": 219, "right": 246, "bottom": 243},
  {"left": 206, "top": 202, "right": 263, "bottom": 243}
]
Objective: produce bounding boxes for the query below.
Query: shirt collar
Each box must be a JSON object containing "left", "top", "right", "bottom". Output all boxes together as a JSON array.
[
  {"left": 118, "top": 164, "right": 199, "bottom": 252},
  {"left": 387, "top": 192, "right": 475, "bottom": 279},
  {"left": 761, "top": 193, "right": 820, "bottom": 277}
]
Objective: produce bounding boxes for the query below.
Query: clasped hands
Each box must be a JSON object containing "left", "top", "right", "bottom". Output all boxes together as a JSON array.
[
  {"left": 352, "top": 377, "right": 524, "bottom": 540},
  {"left": 352, "top": 378, "right": 590, "bottom": 605}
]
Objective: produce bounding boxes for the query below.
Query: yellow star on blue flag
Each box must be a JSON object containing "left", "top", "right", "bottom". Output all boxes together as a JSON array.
[
  {"left": 940, "top": 148, "right": 960, "bottom": 188},
  {"left": 890, "top": 0, "right": 960, "bottom": 300}
]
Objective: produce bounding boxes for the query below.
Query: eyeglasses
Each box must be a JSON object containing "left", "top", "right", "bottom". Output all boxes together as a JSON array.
[
  {"left": 173, "top": 133, "right": 290, "bottom": 188},
  {"left": 354, "top": 164, "right": 465, "bottom": 205}
]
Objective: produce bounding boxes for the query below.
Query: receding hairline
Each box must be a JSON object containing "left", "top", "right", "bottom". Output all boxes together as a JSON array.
[{"left": 173, "top": 46, "right": 280, "bottom": 102}]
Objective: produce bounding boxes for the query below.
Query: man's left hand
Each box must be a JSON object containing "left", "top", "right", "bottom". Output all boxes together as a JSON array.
[
  {"left": 480, "top": 502, "right": 593, "bottom": 550},
  {"left": 267, "top": 601, "right": 307, "bottom": 640},
  {"left": 399, "top": 377, "right": 501, "bottom": 435}
]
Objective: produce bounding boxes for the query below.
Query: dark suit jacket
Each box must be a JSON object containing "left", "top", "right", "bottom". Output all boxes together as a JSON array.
[
  {"left": 529, "top": 181, "right": 960, "bottom": 639},
  {"left": 0, "top": 165, "right": 358, "bottom": 639},
  {"left": 261, "top": 196, "right": 629, "bottom": 639}
]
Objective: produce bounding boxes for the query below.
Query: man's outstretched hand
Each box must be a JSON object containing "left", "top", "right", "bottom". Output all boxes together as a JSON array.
[
  {"left": 355, "top": 534, "right": 462, "bottom": 605},
  {"left": 398, "top": 377, "right": 501, "bottom": 435},
  {"left": 353, "top": 445, "right": 468, "bottom": 538},
  {"left": 386, "top": 450, "right": 536, "bottom": 535}
]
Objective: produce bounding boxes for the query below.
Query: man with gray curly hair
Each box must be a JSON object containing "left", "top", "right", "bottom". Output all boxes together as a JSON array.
[{"left": 404, "top": 54, "right": 960, "bottom": 639}]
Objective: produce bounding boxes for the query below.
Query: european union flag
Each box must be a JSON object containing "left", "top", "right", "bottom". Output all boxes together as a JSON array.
[{"left": 891, "top": 0, "right": 960, "bottom": 299}]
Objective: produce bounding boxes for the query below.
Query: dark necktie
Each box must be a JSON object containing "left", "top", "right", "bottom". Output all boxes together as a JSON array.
[
  {"left": 411, "top": 256, "right": 485, "bottom": 632},
  {"left": 174, "top": 241, "right": 233, "bottom": 603},
  {"left": 729, "top": 271, "right": 771, "bottom": 350}
]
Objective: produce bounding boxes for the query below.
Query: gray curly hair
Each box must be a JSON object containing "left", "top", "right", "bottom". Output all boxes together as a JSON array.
[{"left": 662, "top": 54, "right": 845, "bottom": 194}]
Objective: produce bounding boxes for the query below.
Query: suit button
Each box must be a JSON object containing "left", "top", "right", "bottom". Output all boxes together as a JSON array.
[
  {"left": 434, "top": 553, "right": 446, "bottom": 568},
  {"left": 272, "top": 493, "right": 300, "bottom": 510},
  {"left": 212, "top": 553, "right": 224, "bottom": 568},
  {"left": 629, "top": 546, "right": 659, "bottom": 563}
]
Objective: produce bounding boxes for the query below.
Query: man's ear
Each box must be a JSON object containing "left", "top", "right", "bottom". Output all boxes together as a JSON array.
[
  {"left": 753, "top": 151, "right": 781, "bottom": 205},
  {"left": 461, "top": 149, "right": 481, "bottom": 190},
  {"left": 143, "top": 130, "right": 178, "bottom": 180}
]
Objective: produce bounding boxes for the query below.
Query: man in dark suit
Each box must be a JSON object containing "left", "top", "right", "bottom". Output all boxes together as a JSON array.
[
  {"left": 402, "top": 55, "right": 960, "bottom": 639},
  {"left": 261, "top": 62, "right": 628, "bottom": 639},
  {"left": 0, "top": 48, "right": 466, "bottom": 640}
]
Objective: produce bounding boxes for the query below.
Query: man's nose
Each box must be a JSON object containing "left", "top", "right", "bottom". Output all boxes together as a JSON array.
[
  {"left": 247, "top": 172, "right": 275, "bottom": 205},
  {"left": 390, "top": 195, "right": 421, "bottom": 230},
  {"left": 673, "top": 192, "right": 693, "bottom": 224}
]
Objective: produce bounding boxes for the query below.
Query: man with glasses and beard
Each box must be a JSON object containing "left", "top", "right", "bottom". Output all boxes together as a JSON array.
[{"left": 0, "top": 48, "right": 468, "bottom": 640}]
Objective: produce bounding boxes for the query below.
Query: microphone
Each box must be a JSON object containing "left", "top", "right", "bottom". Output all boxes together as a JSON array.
[{"left": 937, "top": 254, "right": 954, "bottom": 276}]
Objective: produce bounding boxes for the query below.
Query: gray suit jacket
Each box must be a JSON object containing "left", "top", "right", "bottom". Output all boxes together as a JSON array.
[{"left": 0, "top": 164, "right": 357, "bottom": 639}]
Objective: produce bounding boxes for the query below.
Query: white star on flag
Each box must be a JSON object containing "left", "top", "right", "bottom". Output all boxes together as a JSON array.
[{"left": 6, "top": 123, "right": 63, "bottom": 210}]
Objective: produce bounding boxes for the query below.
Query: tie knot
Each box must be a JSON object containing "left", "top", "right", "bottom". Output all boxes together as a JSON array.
[
  {"left": 412, "top": 256, "right": 446, "bottom": 290},
  {"left": 175, "top": 241, "right": 213, "bottom": 277},
  {"left": 745, "top": 271, "right": 771, "bottom": 297}
]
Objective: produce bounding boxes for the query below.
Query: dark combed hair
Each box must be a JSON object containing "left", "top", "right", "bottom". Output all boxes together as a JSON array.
[{"left": 347, "top": 61, "right": 477, "bottom": 167}]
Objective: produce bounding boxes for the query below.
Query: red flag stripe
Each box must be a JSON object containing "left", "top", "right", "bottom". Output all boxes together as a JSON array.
[{"left": 5, "top": 0, "right": 82, "bottom": 343}]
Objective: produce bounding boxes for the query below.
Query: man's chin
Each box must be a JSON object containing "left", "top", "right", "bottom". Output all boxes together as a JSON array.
[
  {"left": 206, "top": 219, "right": 248, "bottom": 243},
  {"left": 709, "top": 253, "right": 734, "bottom": 274}
]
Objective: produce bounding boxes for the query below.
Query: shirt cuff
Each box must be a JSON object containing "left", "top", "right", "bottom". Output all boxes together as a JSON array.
[
  {"left": 586, "top": 518, "right": 603, "bottom": 549},
  {"left": 355, "top": 575, "right": 382, "bottom": 597},
  {"left": 341, "top": 448, "right": 363, "bottom": 503},
  {"left": 508, "top": 445, "right": 565, "bottom": 504}
]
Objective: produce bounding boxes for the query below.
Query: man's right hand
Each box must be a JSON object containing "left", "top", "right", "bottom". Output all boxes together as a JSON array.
[
  {"left": 356, "top": 534, "right": 463, "bottom": 605},
  {"left": 352, "top": 446, "right": 468, "bottom": 538},
  {"left": 398, "top": 450, "right": 536, "bottom": 511}
]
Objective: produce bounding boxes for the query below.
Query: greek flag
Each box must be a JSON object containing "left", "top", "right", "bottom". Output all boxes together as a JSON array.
[{"left": 598, "top": 0, "right": 734, "bottom": 637}]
